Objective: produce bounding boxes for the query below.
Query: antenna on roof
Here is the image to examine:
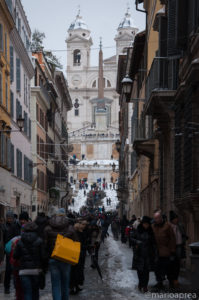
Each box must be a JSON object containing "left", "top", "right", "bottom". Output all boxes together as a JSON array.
[{"left": 77, "top": 5, "right": 81, "bottom": 16}]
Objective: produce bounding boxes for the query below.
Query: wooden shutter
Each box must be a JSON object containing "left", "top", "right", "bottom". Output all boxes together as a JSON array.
[
  {"left": 176, "top": 0, "right": 188, "bottom": 50},
  {"left": 29, "top": 119, "right": 31, "bottom": 139},
  {"left": 167, "top": 0, "right": 180, "bottom": 56},
  {"left": 0, "top": 24, "right": 3, "bottom": 51},
  {"left": 11, "top": 143, "right": 14, "bottom": 173},
  {"left": 16, "top": 58, "right": 21, "bottom": 92},
  {"left": 10, "top": 91, "right": 14, "bottom": 118},
  {"left": 7, "top": 138, "right": 11, "bottom": 169},
  {"left": 10, "top": 46, "right": 14, "bottom": 82}
]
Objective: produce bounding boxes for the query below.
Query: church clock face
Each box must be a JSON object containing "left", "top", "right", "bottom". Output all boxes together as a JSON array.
[{"left": 72, "top": 75, "right": 82, "bottom": 87}]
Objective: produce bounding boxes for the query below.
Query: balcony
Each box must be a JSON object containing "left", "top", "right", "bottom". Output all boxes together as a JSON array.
[
  {"left": 40, "top": 81, "right": 51, "bottom": 105},
  {"left": 145, "top": 57, "right": 179, "bottom": 118}
]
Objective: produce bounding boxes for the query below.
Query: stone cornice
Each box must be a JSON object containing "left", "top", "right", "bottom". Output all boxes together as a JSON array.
[{"left": 10, "top": 28, "right": 34, "bottom": 79}]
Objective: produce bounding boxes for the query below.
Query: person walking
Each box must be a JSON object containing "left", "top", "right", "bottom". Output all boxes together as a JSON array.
[
  {"left": 13, "top": 222, "right": 47, "bottom": 300},
  {"left": 168, "top": 211, "right": 188, "bottom": 289},
  {"left": 131, "top": 216, "right": 157, "bottom": 293},
  {"left": 44, "top": 208, "right": 77, "bottom": 300},
  {"left": 152, "top": 211, "right": 176, "bottom": 291},
  {"left": 120, "top": 215, "right": 129, "bottom": 243},
  {"left": 2, "top": 211, "right": 20, "bottom": 294}
]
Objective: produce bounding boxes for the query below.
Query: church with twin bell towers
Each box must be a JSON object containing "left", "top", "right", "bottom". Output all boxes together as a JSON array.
[{"left": 66, "top": 8, "right": 138, "bottom": 183}]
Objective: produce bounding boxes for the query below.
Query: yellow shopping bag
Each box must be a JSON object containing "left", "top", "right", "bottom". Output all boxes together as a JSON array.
[{"left": 51, "top": 234, "right": 81, "bottom": 265}]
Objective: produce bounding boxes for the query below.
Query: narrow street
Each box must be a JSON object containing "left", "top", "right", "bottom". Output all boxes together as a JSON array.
[{"left": 0, "top": 232, "right": 193, "bottom": 300}]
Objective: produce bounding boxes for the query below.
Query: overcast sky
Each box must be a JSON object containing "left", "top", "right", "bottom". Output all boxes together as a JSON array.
[{"left": 21, "top": 0, "right": 145, "bottom": 76}]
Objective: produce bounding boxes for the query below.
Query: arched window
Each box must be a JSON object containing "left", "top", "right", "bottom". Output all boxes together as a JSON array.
[
  {"left": 92, "top": 80, "right": 96, "bottom": 88},
  {"left": 107, "top": 80, "right": 111, "bottom": 87},
  {"left": 73, "top": 50, "right": 81, "bottom": 66},
  {"left": 74, "top": 99, "right": 80, "bottom": 116}
]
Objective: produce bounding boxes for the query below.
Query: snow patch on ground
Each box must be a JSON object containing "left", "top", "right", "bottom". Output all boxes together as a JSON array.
[
  {"left": 106, "top": 234, "right": 137, "bottom": 289},
  {"left": 68, "top": 186, "right": 88, "bottom": 212}
]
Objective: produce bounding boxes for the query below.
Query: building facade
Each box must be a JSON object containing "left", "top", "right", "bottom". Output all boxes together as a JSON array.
[
  {"left": 66, "top": 10, "right": 138, "bottom": 184},
  {"left": 0, "top": 0, "right": 15, "bottom": 217},
  {"left": 9, "top": 0, "right": 34, "bottom": 217}
]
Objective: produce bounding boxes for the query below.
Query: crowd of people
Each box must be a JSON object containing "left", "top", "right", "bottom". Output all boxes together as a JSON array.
[
  {"left": 0, "top": 207, "right": 188, "bottom": 299},
  {"left": 0, "top": 209, "right": 111, "bottom": 300},
  {"left": 111, "top": 210, "right": 188, "bottom": 293}
]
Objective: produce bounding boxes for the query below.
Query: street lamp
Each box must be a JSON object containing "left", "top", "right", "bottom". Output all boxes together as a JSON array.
[
  {"left": 115, "top": 139, "right": 121, "bottom": 152},
  {"left": 17, "top": 116, "right": 25, "bottom": 132},
  {"left": 121, "top": 74, "right": 133, "bottom": 97}
]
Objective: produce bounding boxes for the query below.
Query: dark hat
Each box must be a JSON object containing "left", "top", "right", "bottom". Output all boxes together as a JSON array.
[
  {"left": 19, "top": 211, "right": 29, "bottom": 221},
  {"left": 141, "top": 216, "right": 151, "bottom": 224},
  {"left": 169, "top": 211, "right": 178, "bottom": 221}
]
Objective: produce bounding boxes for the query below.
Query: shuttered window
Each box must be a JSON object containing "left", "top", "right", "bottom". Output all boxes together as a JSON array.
[
  {"left": 0, "top": 24, "right": 3, "bottom": 51},
  {"left": 11, "top": 143, "right": 14, "bottom": 173},
  {"left": 5, "top": 32, "right": 7, "bottom": 58},
  {"left": 29, "top": 119, "right": 31, "bottom": 139},
  {"left": 24, "top": 111, "right": 27, "bottom": 134},
  {"left": 6, "top": 81, "right": 8, "bottom": 111},
  {"left": 167, "top": 0, "right": 180, "bottom": 56},
  {"left": 16, "top": 149, "right": 22, "bottom": 178},
  {"left": 10, "top": 91, "right": 14, "bottom": 118},
  {"left": 16, "top": 58, "right": 21, "bottom": 92},
  {"left": 10, "top": 46, "right": 14, "bottom": 82},
  {"left": 7, "top": 138, "right": 11, "bottom": 169}
]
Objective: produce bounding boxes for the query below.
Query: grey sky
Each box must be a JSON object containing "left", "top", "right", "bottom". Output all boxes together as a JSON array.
[{"left": 21, "top": 0, "right": 145, "bottom": 76}]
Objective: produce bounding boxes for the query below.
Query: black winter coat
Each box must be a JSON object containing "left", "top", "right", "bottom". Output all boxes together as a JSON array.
[
  {"left": 130, "top": 224, "right": 157, "bottom": 272},
  {"left": 44, "top": 215, "right": 78, "bottom": 258},
  {"left": 13, "top": 222, "right": 47, "bottom": 271}
]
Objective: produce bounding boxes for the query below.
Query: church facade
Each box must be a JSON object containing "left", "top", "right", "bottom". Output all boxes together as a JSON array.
[{"left": 66, "top": 9, "right": 138, "bottom": 183}]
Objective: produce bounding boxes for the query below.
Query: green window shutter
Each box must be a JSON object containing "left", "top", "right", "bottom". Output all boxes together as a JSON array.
[
  {"left": 0, "top": 24, "right": 3, "bottom": 51},
  {"left": 16, "top": 58, "right": 21, "bottom": 92},
  {"left": 20, "top": 151, "right": 22, "bottom": 178},
  {"left": 10, "top": 46, "right": 14, "bottom": 82},
  {"left": 11, "top": 143, "right": 14, "bottom": 173},
  {"left": 7, "top": 138, "right": 11, "bottom": 169},
  {"left": 29, "top": 119, "right": 31, "bottom": 139},
  {"left": 5, "top": 33, "right": 7, "bottom": 58},
  {"left": 24, "top": 155, "right": 27, "bottom": 182},
  {"left": 10, "top": 91, "right": 14, "bottom": 118},
  {"left": 16, "top": 149, "right": 19, "bottom": 177},
  {"left": 6, "top": 82, "right": 8, "bottom": 111}
]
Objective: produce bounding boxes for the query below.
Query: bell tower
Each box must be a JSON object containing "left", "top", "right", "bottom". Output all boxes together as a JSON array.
[
  {"left": 115, "top": 7, "right": 138, "bottom": 62},
  {"left": 66, "top": 10, "right": 93, "bottom": 74}
]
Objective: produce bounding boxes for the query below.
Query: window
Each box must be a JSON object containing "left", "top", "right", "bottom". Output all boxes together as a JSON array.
[
  {"left": 107, "top": 80, "right": 111, "bottom": 87},
  {"left": 24, "top": 155, "right": 32, "bottom": 184},
  {"left": 16, "top": 148, "right": 22, "bottom": 178},
  {"left": 16, "top": 99, "right": 22, "bottom": 119},
  {"left": 0, "top": 72, "right": 2, "bottom": 104},
  {"left": 37, "top": 135, "right": 40, "bottom": 155},
  {"left": 36, "top": 103, "right": 39, "bottom": 121},
  {"left": 4, "top": 32, "right": 7, "bottom": 58},
  {"left": 29, "top": 119, "right": 31, "bottom": 139},
  {"left": 10, "top": 46, "right": 14, "bottom": 82},
  {"left": 74, "top": 99, "right": 79, "bottom": 116},
  {"left": 5, "top": 81, "right": 8, "bottom": 110},
  {"left": 73, "top": 49, "right": 81, "bottom": 66},
  {"left": 18, "top": 18, "right": 21, "bottom": 35},
  {"left": 92, "top": 80, "right": 96, "bottom": 88},
  {"left": 0, "top": 24, "right": 3, "bottom": 51},
  {"left": 16, "top": 58, "right": 21, "bottom": 92},
  {"left": 24, "top": 111, "right": 27, "bottom": 135},
  {"left": 11, "top": 143, "right": 14, "bottom": 173},
  {"left": 10, "top": 91, "right": 14, "bottom": 118}
]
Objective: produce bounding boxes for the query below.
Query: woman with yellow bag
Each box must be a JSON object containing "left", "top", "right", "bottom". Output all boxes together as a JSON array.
[{"left": 44, "top": 208, "right": 78, "bottom": 300}]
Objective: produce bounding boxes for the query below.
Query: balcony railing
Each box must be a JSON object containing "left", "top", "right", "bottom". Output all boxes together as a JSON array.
[{"left": 146, "top": 57, "right": 179, "bottom": 102}]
